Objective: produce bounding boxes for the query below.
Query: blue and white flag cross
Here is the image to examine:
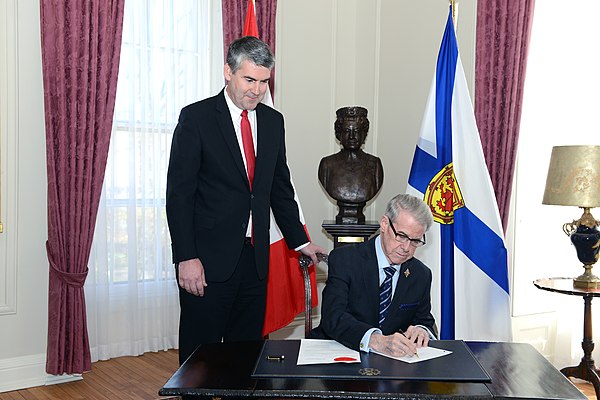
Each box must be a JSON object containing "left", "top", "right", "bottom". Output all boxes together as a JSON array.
[{"left": 407, "top": 7, "right": 511, "bottom": 341}]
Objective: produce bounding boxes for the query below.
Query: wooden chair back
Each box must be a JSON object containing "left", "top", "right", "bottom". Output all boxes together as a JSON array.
[{"left": 297, "top": 253, "right": 328, "bottom": 338}]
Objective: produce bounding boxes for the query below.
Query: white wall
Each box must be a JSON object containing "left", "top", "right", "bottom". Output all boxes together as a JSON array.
[
  {"left": 0, "top": 0, "right": 51, "bottom": 392},
  {"left": 277, "top": 0, "right": 476, "bottom": 270},
  {"left": 1, "top": 0, "right": 562, "bottom": 393}
]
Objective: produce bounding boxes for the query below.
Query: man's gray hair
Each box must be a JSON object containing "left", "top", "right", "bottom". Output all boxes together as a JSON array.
[
  {"left": 384, "top": 194, "right": 434, "bottom": 232},
  {"left": 226, "top": 36, "right": 274, "bottom": 74}
]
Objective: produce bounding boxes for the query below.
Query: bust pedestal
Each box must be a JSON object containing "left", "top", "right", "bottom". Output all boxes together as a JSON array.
[
  {"left": 322, "top": 220, "right": 379, "bottom": 249},
  {"left": 336, "top": 201, "right": 367, "bottom": 224}
]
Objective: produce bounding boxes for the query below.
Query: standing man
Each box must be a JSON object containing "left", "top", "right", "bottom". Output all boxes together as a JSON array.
[
  {"left": 312, "top": 194, "right": 437, "bottom": 358},
  {"left": 166, "top": 36, "right": 325, "bottom": 364}
]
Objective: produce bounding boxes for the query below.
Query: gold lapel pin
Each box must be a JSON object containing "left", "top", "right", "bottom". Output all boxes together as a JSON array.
[{"left": 404, "top": 268, "right": 411, "bottom": 278}]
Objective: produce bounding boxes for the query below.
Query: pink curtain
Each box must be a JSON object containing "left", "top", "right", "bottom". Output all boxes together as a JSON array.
[
  {"left": 40, "top": 0, "right": 124, "bottom": 375},
  {"left": 222, "top": 0, "right": 277, "bottom": 93},
  {"left": 475, "top": 0, "right": 535, "bottom": 231}
]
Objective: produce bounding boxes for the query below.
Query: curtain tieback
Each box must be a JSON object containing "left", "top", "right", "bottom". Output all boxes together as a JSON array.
[{"left": 46, "top": 241, "right": 89, "bottom": 288}]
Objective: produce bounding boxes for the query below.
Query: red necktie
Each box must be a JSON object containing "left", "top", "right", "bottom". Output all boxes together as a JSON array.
[{"left": 241, "top": 110, "right": 255, "bottom": 188}]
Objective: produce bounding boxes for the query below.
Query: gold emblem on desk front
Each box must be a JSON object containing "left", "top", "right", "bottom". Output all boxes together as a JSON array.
[{"left": 359, "top": 368, "right": 380, "bottom": 376}]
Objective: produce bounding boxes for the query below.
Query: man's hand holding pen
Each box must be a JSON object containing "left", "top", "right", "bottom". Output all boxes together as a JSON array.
[{"left": 369, "top": 326, "right": 429, "bottom": 358}]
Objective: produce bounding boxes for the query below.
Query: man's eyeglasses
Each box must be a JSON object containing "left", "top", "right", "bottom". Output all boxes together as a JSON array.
[{"left": 387, "top": 217, "right": 426, "bottom": 248}]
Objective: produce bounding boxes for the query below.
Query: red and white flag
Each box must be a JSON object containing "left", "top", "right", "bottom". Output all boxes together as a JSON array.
[
  {"left": 243, "top": 0, "right": 259, "bottom": 37},
  {"left": 242, "top": 0, "right": 318, "bottom": 335}
]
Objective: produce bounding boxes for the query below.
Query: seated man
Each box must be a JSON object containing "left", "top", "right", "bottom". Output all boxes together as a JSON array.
[{"left": 312, "top": 194, "right": 437, "bottom": 358}]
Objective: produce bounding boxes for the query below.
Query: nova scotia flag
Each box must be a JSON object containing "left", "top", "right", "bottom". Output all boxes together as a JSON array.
[{"left": 407, "top": 8, "right": 511, "bottom": 341}]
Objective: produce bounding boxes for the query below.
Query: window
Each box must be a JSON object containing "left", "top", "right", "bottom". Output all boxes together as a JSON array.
[
  {"left": 513, "top": 0, "right": 600, "bottom": 367},
  {"left": 86, "top": 0, "right": 223, "bottom": 360}
]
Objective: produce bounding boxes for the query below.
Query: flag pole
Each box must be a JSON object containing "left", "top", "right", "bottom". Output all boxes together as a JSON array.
[{"left": 449, "top": 0, "right": 458, "bottom": 28}]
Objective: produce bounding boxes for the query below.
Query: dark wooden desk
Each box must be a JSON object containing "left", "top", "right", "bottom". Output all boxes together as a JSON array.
[
  {"left": 534, "top": 277, "right": 600, "bottom": 399},
  {"left": 159, "top": 340, "right": 586, "bottom": 399}
]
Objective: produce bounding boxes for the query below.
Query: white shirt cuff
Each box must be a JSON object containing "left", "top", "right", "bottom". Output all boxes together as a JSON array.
[
  {"left": 360, "top": 328, "right": 381, "bottom": 352},
  {"left": 294, "top": 242, "right": 310, "bottom": 251}
]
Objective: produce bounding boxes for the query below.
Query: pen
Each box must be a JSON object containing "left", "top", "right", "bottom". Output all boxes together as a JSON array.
[
  {"left": 399, "top": 329, "right": 419, "bottom": 358},
  {"left": 266, "top": 355, "right": 285, "bottom": 361}
]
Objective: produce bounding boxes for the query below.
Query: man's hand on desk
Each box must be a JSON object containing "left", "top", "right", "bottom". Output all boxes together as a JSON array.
[
  {"left": 403, "top": 325, "right": 430, "bottom": 348},
  {"left": 368, "top": 326, "right": 429, "bottom": 358}
]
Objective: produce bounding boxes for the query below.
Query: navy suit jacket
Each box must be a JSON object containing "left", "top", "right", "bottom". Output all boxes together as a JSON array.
[
  {"left": 315, "top": 236, "right": 436, "bottom": 351},
  {"left": 166, "top": 89, "right": 308, "bottom": 282}
]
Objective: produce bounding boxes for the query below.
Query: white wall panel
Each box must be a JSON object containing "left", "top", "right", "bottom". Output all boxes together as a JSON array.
[{"left": 0, "top": 0, "right": 18, "bottom": 316}]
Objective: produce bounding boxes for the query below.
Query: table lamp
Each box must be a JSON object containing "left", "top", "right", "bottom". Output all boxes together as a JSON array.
[{"left": 542, "top": 145, "right": 600, "bottom": 288}]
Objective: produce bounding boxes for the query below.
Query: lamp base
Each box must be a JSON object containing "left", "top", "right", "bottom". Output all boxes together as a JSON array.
[
  {"left": 574, "top": 265, "right": 600, "bottom": 288},
  {"left": 567, "top": 213, "right": 600, "bottom": 289}
]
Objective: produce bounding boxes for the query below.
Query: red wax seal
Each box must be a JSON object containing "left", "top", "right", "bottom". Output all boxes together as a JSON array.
[{"left": 334, "top": 357, "right": 357, "bottom": 362}]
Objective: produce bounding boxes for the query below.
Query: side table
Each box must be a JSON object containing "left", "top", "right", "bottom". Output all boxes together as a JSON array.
[{"left": 533, "top": 277, "right": 600, "bottom": 399}]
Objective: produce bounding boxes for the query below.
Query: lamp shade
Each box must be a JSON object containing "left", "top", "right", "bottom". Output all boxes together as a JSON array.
[{"left": 542, "top": 145, "right": 600, "bottom": 208}]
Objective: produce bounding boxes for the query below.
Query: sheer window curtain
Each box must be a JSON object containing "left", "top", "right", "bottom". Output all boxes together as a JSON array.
[
  {"left": 514, "top": 0, "right": 600, "bottom": 369},
  {"left": 85, "top": 0, "right": 224, "bottom": 361}
]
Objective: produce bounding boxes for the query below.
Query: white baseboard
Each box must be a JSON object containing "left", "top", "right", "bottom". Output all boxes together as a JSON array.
[{"left": 0, "top": 353, "right": 81, "bottom": 393}]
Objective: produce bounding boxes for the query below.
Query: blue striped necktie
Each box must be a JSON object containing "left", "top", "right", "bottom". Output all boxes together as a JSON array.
[{"left": 379, "top": 266, "right": 396, "bottom": 326}]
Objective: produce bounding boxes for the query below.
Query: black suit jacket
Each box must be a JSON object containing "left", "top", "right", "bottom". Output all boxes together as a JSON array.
[
  {"left": 166, "top": 89, "right": 308, "bottom": 281},
  {"left": 315, "top": 236, "right": 436, "bottom": 351}
]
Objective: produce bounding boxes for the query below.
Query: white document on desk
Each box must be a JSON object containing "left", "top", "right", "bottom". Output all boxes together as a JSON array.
[
  {"left": 297, "top": 339, "right": 361, "bottom": 365},
  {"left": 372, "top": 346, "right": 452, "bottom": 363}
]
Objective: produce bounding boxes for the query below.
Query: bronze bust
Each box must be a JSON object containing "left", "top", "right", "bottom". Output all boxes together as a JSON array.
[{"left": 318, "top": 106, "right": 383, "bottom": 224}]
